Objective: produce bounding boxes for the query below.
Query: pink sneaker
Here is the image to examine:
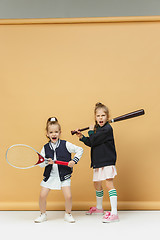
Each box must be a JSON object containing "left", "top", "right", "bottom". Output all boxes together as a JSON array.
[
  {"left": 86, "top": 207, "right": 104, "bottom": 215},
  {"left": 102, "top": 212, "right": 119, "bottom": 223}
]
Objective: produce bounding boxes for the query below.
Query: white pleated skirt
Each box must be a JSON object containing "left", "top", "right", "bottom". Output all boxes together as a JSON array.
[
  {"left": 40, "top": 164, "right": 71, "bottom": 190},
  {"left": 93, "top": 165, "right": 117, "bottom": 182}
]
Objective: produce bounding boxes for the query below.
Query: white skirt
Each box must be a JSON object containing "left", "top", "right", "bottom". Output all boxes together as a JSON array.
[
  {"left": 93, "top": 165, "right": 117, "bottom": 182},
  {"left": 40, "top": 164, "right": 71, "bottom": 190}
]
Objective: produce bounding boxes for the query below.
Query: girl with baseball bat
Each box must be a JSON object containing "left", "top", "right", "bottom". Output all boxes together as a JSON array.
[{"left": 74, "top": 102, "right": 119, "bottom": 223}]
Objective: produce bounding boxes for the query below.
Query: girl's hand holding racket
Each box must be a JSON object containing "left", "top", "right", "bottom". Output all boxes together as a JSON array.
[{"left": 48, "top": 158, "right": 54, "bottom": 164}]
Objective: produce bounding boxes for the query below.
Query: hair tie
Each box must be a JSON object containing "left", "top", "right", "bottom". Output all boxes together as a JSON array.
[{"left": 50, "top": 117, "right": 57, "bottom": 122}]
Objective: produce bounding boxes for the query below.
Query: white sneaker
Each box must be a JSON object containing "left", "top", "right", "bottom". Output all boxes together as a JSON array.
[
  {"left": 34, "top": 213, "right": 47, "bottom": 223},
  {"left": 64, "top": 213, "right": 75, "bottom": 223}
]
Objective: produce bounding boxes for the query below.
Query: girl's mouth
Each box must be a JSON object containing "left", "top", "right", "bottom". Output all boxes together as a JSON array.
[
  {"left": 99, "top": 121, "right": 103, "bottom": 124},
  {"left": 52, "top": 137, "right": 57, "bottom": 140}
]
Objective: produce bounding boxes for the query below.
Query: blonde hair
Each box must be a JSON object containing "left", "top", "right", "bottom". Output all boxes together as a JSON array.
[
  {"left": 94, "top": 102, "right": 109, "bottom": 130},
  {"left": 45, "top": 117, "right": 61, "bottom": 139}
]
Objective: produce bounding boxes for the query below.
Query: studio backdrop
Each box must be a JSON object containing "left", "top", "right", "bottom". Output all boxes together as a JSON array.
[{"left": 0, "top": 16, "right": 160, "bottom": 210}]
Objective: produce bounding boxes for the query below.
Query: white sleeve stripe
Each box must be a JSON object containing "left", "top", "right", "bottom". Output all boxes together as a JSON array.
[{"left": 73, "top": 157, "right": 79, "bottom": 163}]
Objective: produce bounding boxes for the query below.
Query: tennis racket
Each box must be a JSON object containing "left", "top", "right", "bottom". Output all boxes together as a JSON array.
[{"left": 6, "top": 144, "right": 69, "bottom": 169}]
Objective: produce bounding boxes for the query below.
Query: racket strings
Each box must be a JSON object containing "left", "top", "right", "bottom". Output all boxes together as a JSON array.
[{"left": 6, "top": 145, "right": 39, "bottom": 168}]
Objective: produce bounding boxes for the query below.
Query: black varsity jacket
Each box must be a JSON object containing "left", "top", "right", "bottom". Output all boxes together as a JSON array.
[
  {"left": 80, "top": 122, "right": 117, "bottom": 168},
  {"left": 43, "top": 140, "right": 72, "bottom": 182}
]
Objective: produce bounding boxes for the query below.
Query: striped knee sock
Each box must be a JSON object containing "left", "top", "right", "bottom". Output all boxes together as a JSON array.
[
  {"left": 96, "top": 190, "right": 104, "bottom": 209},
  {"left": 109, "top": 189, "right": 117, "bottom": 215}
]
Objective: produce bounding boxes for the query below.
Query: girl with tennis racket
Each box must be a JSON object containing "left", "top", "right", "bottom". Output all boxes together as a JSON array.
[
  {"left": 34, "top": 117, "right": 83, "bottom": 223},
  {"left": 74, "top": 103, "right": 119, "bottom": 223}
]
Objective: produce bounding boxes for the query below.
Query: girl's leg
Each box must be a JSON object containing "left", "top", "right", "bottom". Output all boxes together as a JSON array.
[
  {"left": 39, "top": 187, "right": 50, "bottom": 213},
  {"left": 105, "top": 178, "right": 115, "bottom": 190},
  {"left": 94, "top": 181, "right": 103, "bottom": 191},
  {"left": 94, "top": 181, "right": 104, "bottom": 210},
  {"left": 62, "top": 186, "right": 72, "bottom": 214},
  {"left": 34, "top": 187, "right": 50, "bottom": 223},
  {"left": 62, "top": 186, "right": 75, "bottom": 223},
  {"left": 105, "top": 178, "right": 118, "bottom": 215}
]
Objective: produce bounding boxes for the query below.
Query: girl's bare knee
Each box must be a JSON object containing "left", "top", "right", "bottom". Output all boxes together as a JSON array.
[
  {"left": 105, "top": 178, "right": 114, "bottom": 190},
  {"left": 40, "top": 191, "right": 48, "bottom": 200},
  {"left": 94, "top": 181, "right": 103, "bottom": 191},
  {"left": 65, "top": 194, "right": 72, "bottom": 202},
  {"left": 40, "top": 194, "right": 46, "bottom": 201}
]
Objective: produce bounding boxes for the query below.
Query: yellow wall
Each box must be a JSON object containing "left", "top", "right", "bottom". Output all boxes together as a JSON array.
[{"left": 0, "top": 16, "right": 160, "bottom": 210}]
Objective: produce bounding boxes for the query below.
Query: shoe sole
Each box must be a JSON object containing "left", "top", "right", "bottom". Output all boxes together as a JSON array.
[
  {"left": 34, "top": 219, "right": 47, "bottom": 223},
  {"left": 86, "top": 212, "right": 104, "bottom": 215},
  {"left": 64, "top": 219, "right": 75, "bottom": 223},
  {"left": 102, "top": 219, "right": 119, "bottom": 223}
]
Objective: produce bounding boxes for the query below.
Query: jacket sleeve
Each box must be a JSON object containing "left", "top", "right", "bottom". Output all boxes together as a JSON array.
[
  {"left": 80, "top": 135, "right": 92, "bottom": 147},
  {"left": 66, "top": 141, "right": 83, "bottom": 164}
]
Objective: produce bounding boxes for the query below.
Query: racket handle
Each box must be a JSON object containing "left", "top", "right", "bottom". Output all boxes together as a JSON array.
[{"left": 54, "top": 160, "right": 69, "bottom": 166}]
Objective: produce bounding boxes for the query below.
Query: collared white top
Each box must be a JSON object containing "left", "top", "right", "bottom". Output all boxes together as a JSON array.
[{"left": 39, "top": 140, "right": 83, "bottom": 190}]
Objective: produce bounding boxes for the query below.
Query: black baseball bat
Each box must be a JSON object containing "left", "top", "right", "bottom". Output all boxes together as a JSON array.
[{"left": 71, "top": 109, "right": 145, "bottom": 135}]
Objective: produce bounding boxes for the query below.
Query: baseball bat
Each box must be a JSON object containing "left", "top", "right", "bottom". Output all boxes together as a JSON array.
[{"left": 71, "top": 109, "right": 145, "bottom": 135}]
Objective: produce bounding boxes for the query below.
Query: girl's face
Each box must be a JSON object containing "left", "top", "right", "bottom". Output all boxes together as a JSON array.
[
  {"left": 47, "top": 124, "right": 61, "bottom": 143},
  {"left": 95, "top": 108, "right": 108, "bottom": 127}
]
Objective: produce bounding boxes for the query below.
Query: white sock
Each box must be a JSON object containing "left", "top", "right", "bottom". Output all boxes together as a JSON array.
[
  {"left": 41, "top": 212, "right": 46, "bottom": 215},
  {"left": 96, "top": 190, "right": 103, "bottom": 209},
  {"left": 109, "top": 189, "right": 117, "bottom": 215}
]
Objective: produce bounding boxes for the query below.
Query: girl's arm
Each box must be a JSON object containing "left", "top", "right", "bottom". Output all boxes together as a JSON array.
[
  {"left": 80, "top": 135, "right": 92, "bottom": 147},
  {"left": 66, "top": 142, "right": 83, "bottom": 164},
  {"left": 74, "top": 129, "right": 91, "bottom": 147}
]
